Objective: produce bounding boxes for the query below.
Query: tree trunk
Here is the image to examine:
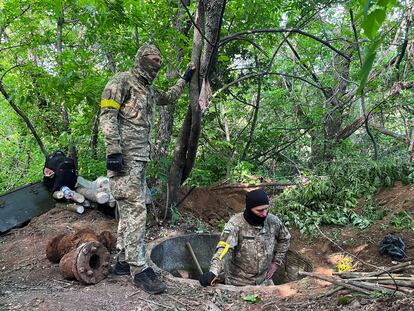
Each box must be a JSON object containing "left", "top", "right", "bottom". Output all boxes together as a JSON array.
[
  {"left": 57, "top": 9, "right": 77, "bottom": 162},
  {"left": 0, "top": 81, "right": 47, "bottom": 156},
  {"left": 89, "top": 111, "right": 100, "bottom": 159},
  {"left": 241, "top": 74, "right": 262, "bottom": 161},
  {"left": 309, "top": 44, "right": 352, "bottom": 164},
  {"left": 409, "top": 119, "right": 414, "bottom": 162},
  {"left": 167, "top": 0, "right": 226, "bottom": 214},
  {"left": 153, "top": 0, "right": 191, "bottom": 160}
]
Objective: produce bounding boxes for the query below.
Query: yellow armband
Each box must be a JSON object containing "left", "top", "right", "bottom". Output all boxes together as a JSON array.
[
  {"left": 218, "top": 241, "right": 230, "bottom": 260},
  {"left": 100, "top": 99, "right": 121, "bottom": 110}
]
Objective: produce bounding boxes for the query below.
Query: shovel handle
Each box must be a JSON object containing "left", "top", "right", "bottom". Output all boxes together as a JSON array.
[{"left": 185, "top": 242, "right": 203, "bottom": 276}]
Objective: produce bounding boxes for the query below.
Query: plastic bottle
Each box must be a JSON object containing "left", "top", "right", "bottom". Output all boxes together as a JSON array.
[{"left": 61, "top": 186, "right": 74, "bottom": 200}]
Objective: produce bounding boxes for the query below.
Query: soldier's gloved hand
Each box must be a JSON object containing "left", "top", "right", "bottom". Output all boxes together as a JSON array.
[
  {"left": 182, "top": 65, "right": 196, "bottom": 82},
  {"left": 106, "top": 153, "right": 124, "bottom": 171},
  {"left": 199, "top": 271, "right": 216, "bottom": 287}
]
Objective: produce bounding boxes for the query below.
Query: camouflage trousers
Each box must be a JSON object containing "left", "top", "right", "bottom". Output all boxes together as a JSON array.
[{"left": 109, "top": 160, "right": 148, "bottom": 276}]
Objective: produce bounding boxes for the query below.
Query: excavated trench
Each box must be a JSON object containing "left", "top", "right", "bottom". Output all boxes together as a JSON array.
[{"left": 149, "top": 233, "right": 313, "bottom": 287}]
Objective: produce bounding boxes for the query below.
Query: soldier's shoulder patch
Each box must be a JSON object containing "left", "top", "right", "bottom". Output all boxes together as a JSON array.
[{"left": 223, "top": 227, "right": 232, "bottom": 234}]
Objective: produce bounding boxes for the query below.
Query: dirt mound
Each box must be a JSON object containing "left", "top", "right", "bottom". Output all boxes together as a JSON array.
[
  {"left": 1, "top": 182, "right": 414, "bottom": 310},
  {"left": 180, "top": 184, "right": 282, "bottom": 225},
  {"left": 180, "top": 186, "right": 249, "bottom": 225}
]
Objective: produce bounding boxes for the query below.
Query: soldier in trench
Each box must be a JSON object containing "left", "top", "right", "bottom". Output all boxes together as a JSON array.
[
  {"left": 199, "top": 189, "right": 291, "bottom": 286},
  {"left": 100, "top": 43, "right": 195, "bottom": 294}
]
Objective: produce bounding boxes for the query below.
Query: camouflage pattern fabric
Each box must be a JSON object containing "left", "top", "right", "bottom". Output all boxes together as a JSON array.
[
  {"left": 99, "top": 43, "right": 188, "bottom": 276},
  {"left": 209, "top": 213, "right": 291, "bottom": 286},
  {"left": 100, "top": 44, "right": 186, "bottom": 162},
  {"left": 109, "top": 160, "right": 148, "bottom": 276}
]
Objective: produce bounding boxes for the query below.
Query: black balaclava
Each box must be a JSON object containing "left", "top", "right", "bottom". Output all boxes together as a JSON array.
[
  {"left": 243, "top": 189, "right": 269, "bottom": 226},
  {"left": 133, "top": 43, "right": 162, "bottom": 85}
]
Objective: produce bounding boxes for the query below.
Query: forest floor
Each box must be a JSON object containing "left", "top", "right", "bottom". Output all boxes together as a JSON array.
[{"left": 1, "top": 182, "right": 414, "bottom": 310}]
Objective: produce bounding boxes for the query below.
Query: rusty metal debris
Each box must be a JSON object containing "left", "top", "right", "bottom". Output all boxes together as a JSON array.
[
  {"left": 59, "top": 241, "right": 111, "bottom": 284},
  {"left": 46, "top": 228, "right": 116, "bottom": 284}
]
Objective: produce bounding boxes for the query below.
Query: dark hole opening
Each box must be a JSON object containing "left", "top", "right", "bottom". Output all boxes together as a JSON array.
[
  {"left": 150, "top": 233, "right": 313, "bottom": 285},
  {"left": 89, "top": 254, "right": 100, "bottom": 269}
]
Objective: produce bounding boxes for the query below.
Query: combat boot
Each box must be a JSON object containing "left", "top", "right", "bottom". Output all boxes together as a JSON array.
[
  {"left": 113, "top": 260, "right": 130, "bottom": 275},
  {"left": 133, "top": 267, "right": 167, "bottom": 294}
]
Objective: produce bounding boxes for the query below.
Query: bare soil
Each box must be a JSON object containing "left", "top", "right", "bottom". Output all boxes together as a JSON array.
[{"left": 1, "top": 182, "right": 414, "bottom": 310}]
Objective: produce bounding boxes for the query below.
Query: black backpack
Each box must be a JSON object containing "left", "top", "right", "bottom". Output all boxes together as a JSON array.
[{"left": 43, "top": 150, "right": 77, "bottom": 192}]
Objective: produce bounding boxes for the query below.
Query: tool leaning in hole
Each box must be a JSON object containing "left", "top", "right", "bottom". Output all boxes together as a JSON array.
[{"left": 185, "top": 242, "right": 218, "bottom": 286}]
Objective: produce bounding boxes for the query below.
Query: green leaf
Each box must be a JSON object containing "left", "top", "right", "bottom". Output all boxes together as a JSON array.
[
  {"left": 243, "top": 293, "right": 261, "bottom": 304},
  {"left": 358, "top": 38, "right": 382, "bottom": 92},
  {"left": 362, "top": 7, "right": 385, "bottom": 39}
]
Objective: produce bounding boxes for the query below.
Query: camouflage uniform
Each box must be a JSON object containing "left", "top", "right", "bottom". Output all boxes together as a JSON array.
[
  {"left": 209, "top": 212, "right": 291, "bottom": 286},
  {"left": 100, "top": 44, "right": 187, "bottom": 276}
]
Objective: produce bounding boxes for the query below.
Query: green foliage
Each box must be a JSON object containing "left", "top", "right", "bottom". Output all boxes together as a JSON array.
[
  {"left": 215, "top": 219, "right": 226, "bottom": 232},
  {"left": 171, "top": 209, "right": 181, "bottom": 225},
  {"left": 390, "top": 210, "right": 414, "bottom": 230},
  {"left": 0, "top": 0, "right": 413, "bottom": 209},
  {"left": 230, "top": 161, "right": 263, "bottom": 183},
  {"left": 357, "top": 0, "right": 397, "bottom": 90},
  {"left": 275, "top": 158, "right": 414, "bottom": 234},
  {"left": 242, "top": 293, "right": 261, "bottom": 304},
  {"left": 337, "top": 295, "right": 353, "bottom": 306},
  {"left": 360, "top": 0, "right": 397, "bottom": 39},
  {"left": 185, "top": 155, "right": 227, "bottom": 187}
]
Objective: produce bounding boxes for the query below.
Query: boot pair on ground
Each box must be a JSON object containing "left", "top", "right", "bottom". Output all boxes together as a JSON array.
[{"left": 113, "top": 260, "right": 167, "bottom": 294}]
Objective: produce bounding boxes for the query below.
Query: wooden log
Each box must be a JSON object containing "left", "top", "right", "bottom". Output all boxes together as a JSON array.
[
  {"left": 298, "top": 272, "right": 372, "bottom": 295},
  {"left": 76, "top": 187, "right": 109, "bottom": 204},
  {"left": 55, "top": 202, "right": 84, "bottom": 214},
  {"left": 366, "top": 279, "right": 414, "bottom": 287},
  {"left": 321, "top": 286, "right": 344, "bottom": 297},
  {"left": 333, "top": 262, "right": 413, "bottom": 278},
  {"left": 379, "top": 284, "right": 414, "bottom": 294},
  {"left": 338, "top": 275, "right": 414, "bottom": 281},
  {"left": 347, "top": 280, "right": 406, "bottom": 297}
]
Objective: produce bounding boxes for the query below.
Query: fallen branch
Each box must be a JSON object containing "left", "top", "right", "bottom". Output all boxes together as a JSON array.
[
  {"left": 347, "top": 280, "right": 406, "bottom": 297},
  {"left": 332, "top": 262, "right": 413, "bottom": 278},
  {"left": 343, "top": 276, "right": 414, "bottom": 282},
  {"left": 321, "top": 285, "right": 344, "bottom": 297},
  {"left": 166, "top": 294, "right": 195, "bottom": 310},
  {"left": 298, "top": 272, "right": 372, "bottom": 295},
  {"left": 127, "top": 293, "right": 173, "bottom": 309},
  {"left": 210, "top": 182, "right": 295, "bottom": 191}
]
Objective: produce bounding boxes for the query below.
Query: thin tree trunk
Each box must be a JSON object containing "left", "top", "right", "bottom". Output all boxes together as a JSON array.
[
  {"left": 350, "top": 9, "right": 378, "bottom": 159},
  {"left": 168, "top": 0, "right": 226, "bottom": 212},
  {"left": 409, "top": 119, "right": 414, "bottom": 162},
  {"left": 223, "top": 108, "right": 232, "bottom": 178},
  {"left": 89, "top": 111, "right": 100, "bottom": 159},
  {"left": 57, "top": 9, "right": 77, "bottom": 162},
  {"left": 61, "top": 103, "right": 77, "bottom": 162},
  {"left": 153, "top": 0, "right": 190, "bottom": 160},
  {"left": 241, "top": 78, "right": 261, "bottom": 160},
  {"left": 168, "top": 2, "right": 204, "bottom": 215},
  {"left": 0, "top": 81, "right": 47, "bottom": 156}
]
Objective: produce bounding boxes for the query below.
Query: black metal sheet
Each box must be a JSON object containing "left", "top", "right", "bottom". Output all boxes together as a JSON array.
[{"left": 0, "top": 182, "right": 55, "bottom": 233}]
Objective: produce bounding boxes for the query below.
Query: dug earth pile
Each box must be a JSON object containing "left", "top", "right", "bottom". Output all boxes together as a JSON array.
[{"left": 1, "top": 183, "right": 414, "bottom": 310}]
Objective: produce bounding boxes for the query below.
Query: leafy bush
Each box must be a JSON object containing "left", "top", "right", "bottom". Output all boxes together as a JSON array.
[
  {"left": 274, "top": 158, "right": 414, "bottom": 234},
  {"left": 390, "top": 210, "right": 414, "bottom": 230}
]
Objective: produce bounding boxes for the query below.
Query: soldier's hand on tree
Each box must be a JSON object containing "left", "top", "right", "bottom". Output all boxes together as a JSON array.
[
  {"left": 106, "top": 153, "right": 124, "bottom": 171},
  {"left": 199, "top": 271, "right": 216, "bottom": 287},
  {"left": 266, "top": 262, "right": 278, "bottom": 280},
  {"left": 182, "top": 63, "right": 196, "bottom": 82}
]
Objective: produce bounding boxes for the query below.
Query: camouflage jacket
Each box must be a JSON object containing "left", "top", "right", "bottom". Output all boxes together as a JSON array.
[
  {"left": 100, "top": 70, "right": 186, "bottom": 162},
  {"left": 209, "top": 212, "right": 291, "bottom": 286}
]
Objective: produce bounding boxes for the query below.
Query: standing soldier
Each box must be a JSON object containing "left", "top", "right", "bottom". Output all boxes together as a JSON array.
[
  {"left": 199, "top": 189, "right": 291, "bottom": 286},
  {"left": 100, "top": 43, "right": 194, "bottom": 294}
]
